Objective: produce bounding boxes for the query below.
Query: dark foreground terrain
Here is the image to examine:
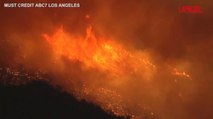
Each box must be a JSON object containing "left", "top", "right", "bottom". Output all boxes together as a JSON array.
[
  {"left": 0, "top": 67, "right": 125, "bottom": 119},
  {"left": 0, "top": 81, "right": 126, "bottom": 119}
]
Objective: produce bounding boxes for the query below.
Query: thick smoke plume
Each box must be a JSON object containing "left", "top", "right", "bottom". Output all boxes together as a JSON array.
[{"left": 0, "top": 0, "right": 213, "bottom": 119}]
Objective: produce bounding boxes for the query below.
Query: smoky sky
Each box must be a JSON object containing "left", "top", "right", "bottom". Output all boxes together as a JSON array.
[{"left": 0, "top": 0, "right": 213, "bottom": 119}]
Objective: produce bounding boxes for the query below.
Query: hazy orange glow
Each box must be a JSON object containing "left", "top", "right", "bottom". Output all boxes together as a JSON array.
[{"left": 1, "top": 0, "right": 212, "bottom": 119}]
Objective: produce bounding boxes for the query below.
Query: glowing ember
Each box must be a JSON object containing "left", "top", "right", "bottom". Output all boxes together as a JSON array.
[{"left": 172, "top": 68, "right": 192, "bottom": 80}]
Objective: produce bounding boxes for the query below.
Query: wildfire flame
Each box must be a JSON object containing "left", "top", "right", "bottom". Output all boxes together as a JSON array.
[
  {"left": 43, "top": 25, "right": 156, "bottom": 78},
  {"left": 1, "top": 1, "right": 211, "bottom": 119},
  {"left": 41, "top": 24, "right": 192, "bottom": 118}
]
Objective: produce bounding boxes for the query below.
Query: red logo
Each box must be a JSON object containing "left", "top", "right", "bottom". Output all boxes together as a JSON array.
[{"left": 178, "top": 5, "right": 203, "bottom": 13}]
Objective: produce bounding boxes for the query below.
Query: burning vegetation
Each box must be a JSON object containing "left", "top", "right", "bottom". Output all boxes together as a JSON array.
[{"left": 0, "top": 0, "right": 213, "bottom": 119}]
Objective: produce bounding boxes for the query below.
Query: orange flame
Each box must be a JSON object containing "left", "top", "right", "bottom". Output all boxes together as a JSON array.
[
  {"left": 43, "top": 25, "right": 156, "bottom": 77},
  {"left": 44, "top": 26, "right": 116, "bottom": 70},
  {"left": 42, "top": 25, "right": 193, "bottom": 118}
]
